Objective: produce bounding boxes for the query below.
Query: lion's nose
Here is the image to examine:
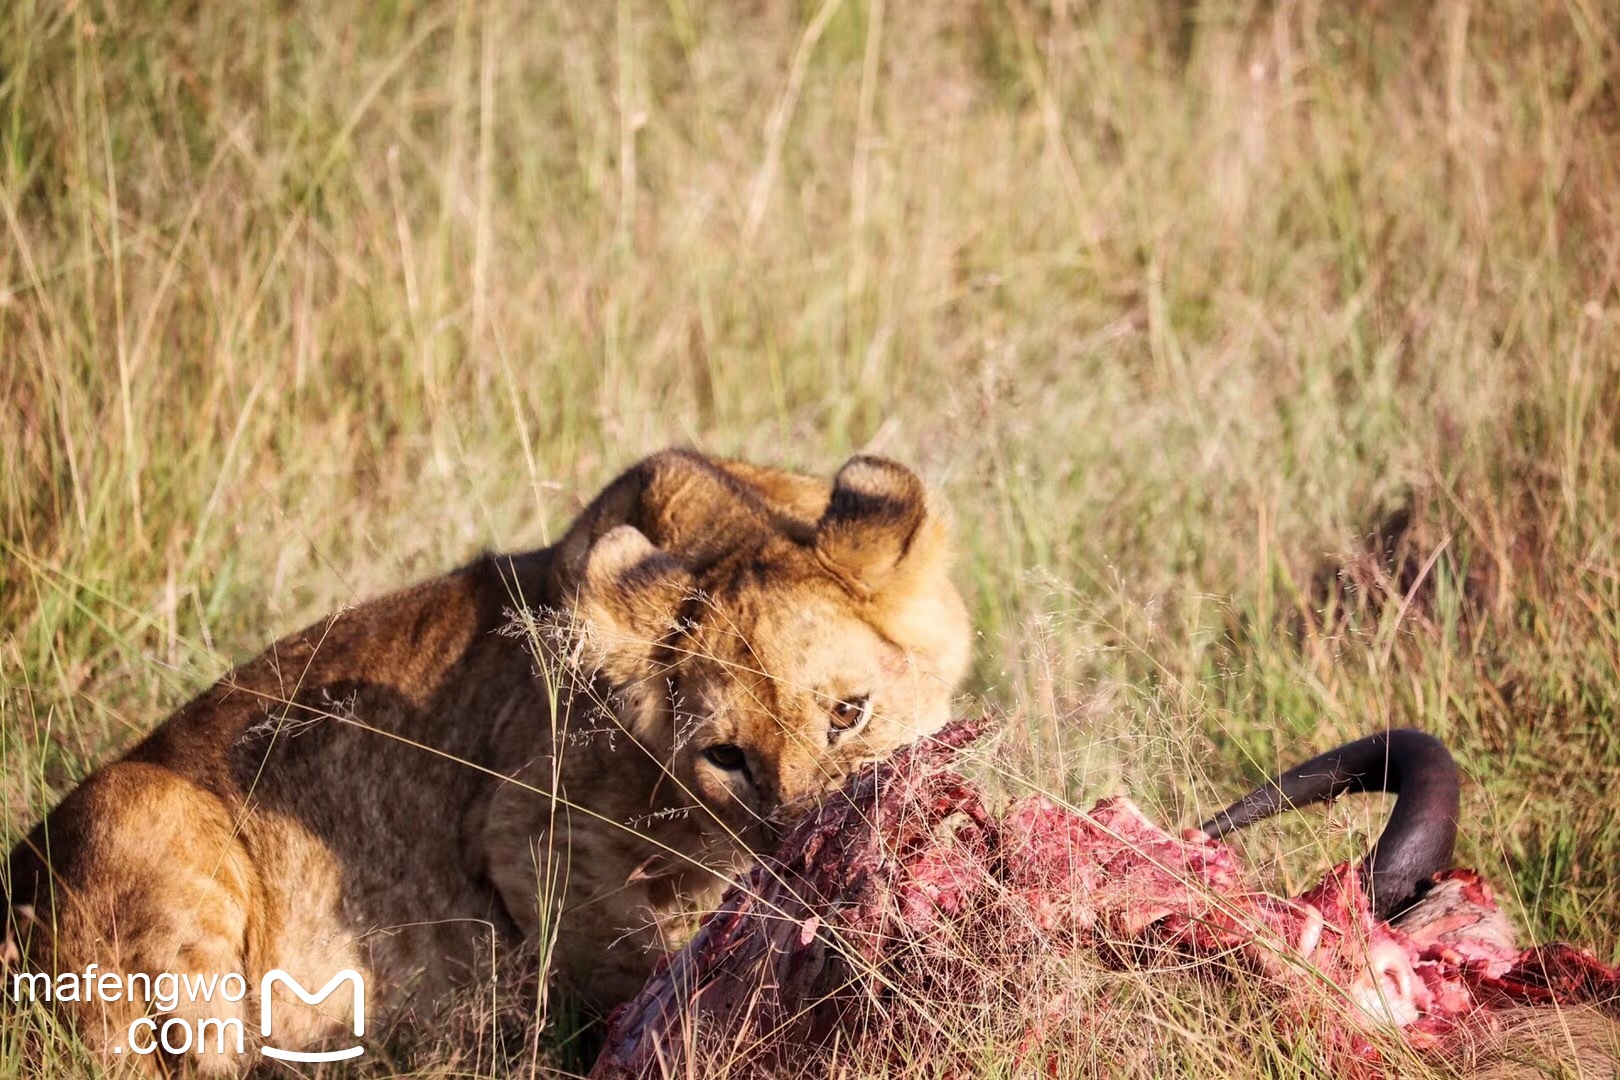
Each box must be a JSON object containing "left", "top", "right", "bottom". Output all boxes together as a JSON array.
[
  {"left": 740, "top": 810, "right": 791, "bottom": 854},
  {"left": 757, "top": 816, "right": 788, "bottom": 848},
  {"left": 766, "top": 779, "right": 839, "bottom": 828},
  {"left": 750, "top": 759, "right": 848, "bottom": 846}
]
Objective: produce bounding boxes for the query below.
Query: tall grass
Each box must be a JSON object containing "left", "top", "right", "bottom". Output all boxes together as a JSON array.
[{"left": 2, "top": 0, "right": 1617, "bottom": 1075}]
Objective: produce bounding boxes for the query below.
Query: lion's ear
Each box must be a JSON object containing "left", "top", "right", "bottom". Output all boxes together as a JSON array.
[
  {"left": 813, "top": 456, "right": 949, "bottom": 598},
  {"left": 573, "top": 525, "right": 694, "bottom": 689},
  {"left": 556, "top": 450, "right": 768, "bottom": 579}
]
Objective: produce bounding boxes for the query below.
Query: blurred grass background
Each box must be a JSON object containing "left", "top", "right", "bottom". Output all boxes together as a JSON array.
[{"left": 2, "top": 0, "right": 1617, "bottom": 1074}]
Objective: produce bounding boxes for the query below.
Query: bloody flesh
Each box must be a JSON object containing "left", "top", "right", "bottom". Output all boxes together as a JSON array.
[{"left": 591, "top": 720, "right": 1619, "bottom": 1077}]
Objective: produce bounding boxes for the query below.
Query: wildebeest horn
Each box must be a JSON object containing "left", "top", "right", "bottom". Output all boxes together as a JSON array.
[{"left": 1199, "top": 729, "right": 1460, "bottom": 920}]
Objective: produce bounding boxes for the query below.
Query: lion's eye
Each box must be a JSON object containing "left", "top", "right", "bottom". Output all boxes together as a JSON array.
[
  {"left": 829, "top": 696, "right": 872, "bottom": 739},
  {"left": 704, "top": 744, "right": 747, "bottom": 771}
]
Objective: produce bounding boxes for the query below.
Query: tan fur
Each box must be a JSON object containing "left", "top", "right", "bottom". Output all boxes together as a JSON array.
[
  {"left": 3, "top": 450, "right": 972, "bottom": 1073},
  {"left": 1461, "top": 1007, "right": 1620, "bottom": 1079}
]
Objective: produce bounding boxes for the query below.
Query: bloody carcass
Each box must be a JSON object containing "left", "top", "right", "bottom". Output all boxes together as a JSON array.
[{"left": 591, "top": 721, "right": 1620, "bottom": 1077}]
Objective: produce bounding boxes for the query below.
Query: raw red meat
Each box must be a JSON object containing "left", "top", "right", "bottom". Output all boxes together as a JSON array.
[{"left": 590, "top": 720, "right": 1619, "bottom": 1077}]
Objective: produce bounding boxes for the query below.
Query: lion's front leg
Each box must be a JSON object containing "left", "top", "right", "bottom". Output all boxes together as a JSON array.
[{"left": 484, "top": 779, "right": 725, "bottom": 1013}]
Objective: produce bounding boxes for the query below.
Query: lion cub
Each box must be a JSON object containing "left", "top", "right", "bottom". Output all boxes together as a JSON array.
[{"left": 4, "top": 450, "right": 970, "bottom": 1072}]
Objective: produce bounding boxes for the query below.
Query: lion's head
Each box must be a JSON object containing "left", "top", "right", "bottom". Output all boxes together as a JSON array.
[{"left": 554, "top": 450, "right": 971, "bottom": 854}]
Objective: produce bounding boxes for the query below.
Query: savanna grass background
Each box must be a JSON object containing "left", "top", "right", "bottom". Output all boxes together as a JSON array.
[{"left": 2, "top": 0, "right": 1618, "bottom": 1075}]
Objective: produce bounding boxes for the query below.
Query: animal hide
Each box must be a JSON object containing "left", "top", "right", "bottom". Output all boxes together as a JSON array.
[{"left": 591, "top": 720, "right": 1619, "bottom": 1077}]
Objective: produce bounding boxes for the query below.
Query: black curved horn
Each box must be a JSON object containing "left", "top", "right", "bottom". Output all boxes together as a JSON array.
[{"left": 1199, "top": 729, "right": 1460, "bottom": 920}]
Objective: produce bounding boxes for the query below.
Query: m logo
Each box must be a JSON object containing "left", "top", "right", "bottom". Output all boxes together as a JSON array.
[{"left": 259, "top": 969, "right": 365, "bottom": 1062}]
